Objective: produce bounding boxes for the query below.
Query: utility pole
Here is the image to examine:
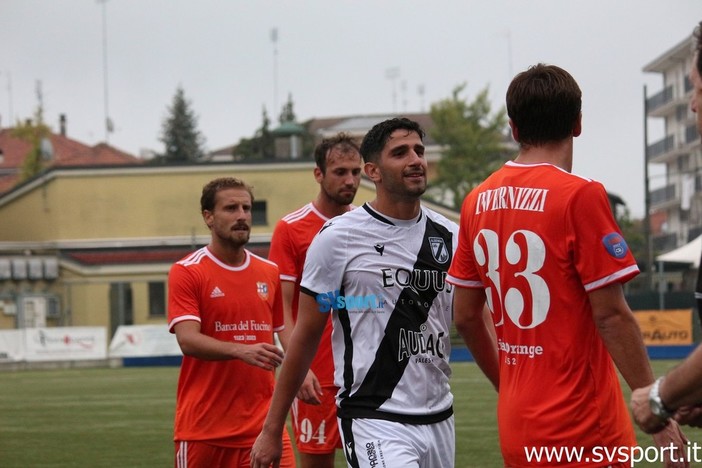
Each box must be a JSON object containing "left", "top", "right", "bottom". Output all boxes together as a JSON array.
[
  {"left": 98, "top": 0, "right": 112, "bottom": 142},
  {"left": 386, "top": 67, "right": 400, "bottom": 113},
  {"left": 643, "top": 85, "right": 655, "bottom": 293}
]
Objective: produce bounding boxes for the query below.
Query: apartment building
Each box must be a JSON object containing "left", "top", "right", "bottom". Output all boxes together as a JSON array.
[{"left": 644, "top": 35, "right": 702, "bottom": 254}]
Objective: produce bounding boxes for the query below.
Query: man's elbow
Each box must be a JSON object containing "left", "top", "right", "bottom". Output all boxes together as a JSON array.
[
  {"left": 176, "top": 335, "right": 199, "bottom": 357},
  {"left": 593, "top": 307, "right": 636, "bottom": 334}
]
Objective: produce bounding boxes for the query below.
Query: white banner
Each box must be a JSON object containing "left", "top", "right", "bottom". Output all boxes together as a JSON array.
[
  {"left": 109, "top": 325, "right": 181, "bottom": 357},
  {"left": 23, "top": 327, "right": 107, "bottom": 361},
  {"left": 0, "top": 329, "right": 25, "bottom": 361}
]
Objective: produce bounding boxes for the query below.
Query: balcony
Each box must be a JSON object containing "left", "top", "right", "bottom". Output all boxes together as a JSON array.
[
  {"left": 646, "top": 135, "right": 675, "bottom": 161},
  {"left": 646, "top": 85, "right": 674, "bottom": 112},
  {"left": 650, "top": 184, "right": 676, "bottom": 206},
  {"left": 686, "top": 124, "right": 701, "bottom": 145}
]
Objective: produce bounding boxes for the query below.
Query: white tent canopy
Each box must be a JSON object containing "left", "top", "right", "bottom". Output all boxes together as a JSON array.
[{"left": 655, "top": 235, "right": 702, "bottom": 268}]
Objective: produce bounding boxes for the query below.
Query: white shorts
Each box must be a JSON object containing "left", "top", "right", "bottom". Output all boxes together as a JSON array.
[{"left": 338, "top": 416, "right": 455, "bottom": 468}]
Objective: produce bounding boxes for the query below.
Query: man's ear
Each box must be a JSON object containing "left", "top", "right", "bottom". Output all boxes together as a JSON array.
[
  {"left": 313, "top": 166, "right": 323, "bottom": 184},
  {"left": 202, "top": 210, "right": 213, "bottom": 229},
  {"left": 573, "top": 113, "right": 582, "bottom": 137},
  {"left": 508, "top": 119, "right": 518, "bottom": 142},
  {"left": 364, "top": 161, "right": 380, "bottom": 182}
]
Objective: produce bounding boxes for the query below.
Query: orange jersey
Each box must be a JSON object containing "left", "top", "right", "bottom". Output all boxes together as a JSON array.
[
  {"left": 268, "top": 202, "right": 336, "bottom": 386},
  {"left": 167, "top": 247, "right": 284, "bottom": 447},
  {"left": 447, "top": 162, "right": 638, "bottom": 467}
]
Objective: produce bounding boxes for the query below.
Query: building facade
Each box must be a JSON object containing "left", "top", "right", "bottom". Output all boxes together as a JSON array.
[
  {"left": 645, "top": 36, "right": 702, "bottom": 253},
  {"left": 0, "top": 161, "right": 461, "bottom": 341}
]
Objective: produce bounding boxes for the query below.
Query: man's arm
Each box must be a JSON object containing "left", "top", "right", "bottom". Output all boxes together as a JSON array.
[
  {"left": 661, "top": 345, "right": 702, "bottom": 408},
  {"left": 589, "top": 282, "right": 654, "bottom": 389},
  {"left": 275, "top": 281, "right": 296, "bottom": 351},
  {"left": 453, "top": 286, "right": 499, "bottom": 390},
  {"left": 173, "top": 321, "right": 283, "bottom": 370},
  {"left": 251, "top": 292, "right": 329, "bottom": 467},
  {"left": 632, "top": 345, "right": 702, "bottom": 432},
  {"left": 276, "top": 280, "right": 323, "bottom": 405},
  {"left": 592, "top": 283, "right": 690, "bottom": 467}
]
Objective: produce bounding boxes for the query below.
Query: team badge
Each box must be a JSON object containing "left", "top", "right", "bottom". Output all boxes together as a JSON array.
[
  {"left": 429, "top": 237, "right": 449, "bottom": 264},
  {"left": 602, "top": 233, "right": 628, "bottom": 259},
  {"left": 256, "top": 282, "right": 269, "bottom": 300}
]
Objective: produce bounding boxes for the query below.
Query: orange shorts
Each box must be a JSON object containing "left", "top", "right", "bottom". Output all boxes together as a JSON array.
[
  {"left": 291, "top": 385, "right": 341, "bottom": 454},
  {"left": 174, "top": 433, "right": 296, "bottom": 468}
]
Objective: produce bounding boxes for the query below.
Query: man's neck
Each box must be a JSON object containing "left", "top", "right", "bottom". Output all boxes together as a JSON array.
[
  {"left": 513, "top": 139, "right": 574, "bottom": 172},
  {"left": 207, "top": 243, "right": 246, "bottom": 266},
  {"left": 313, "top": 195, "right": 352, "bottom": 218},
  {"left": 369, "top": 196, "right": 421, "bottom": 220}
]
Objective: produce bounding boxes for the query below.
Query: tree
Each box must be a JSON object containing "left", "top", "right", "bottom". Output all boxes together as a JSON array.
[
  {"left": 13, "top": 87, "right": 51, "bottom": 182},
  {"left": 159, "top": 86, "right": 205, "bottom": 163},
  {"left": 278, "top": 93, "right": 296, "bottom": 124},
  {"left": 429, "top": 84, "right": 510, "bottom": 209},
  {"left": 234, "top": 107, "right": 275, "bottom": 160}
]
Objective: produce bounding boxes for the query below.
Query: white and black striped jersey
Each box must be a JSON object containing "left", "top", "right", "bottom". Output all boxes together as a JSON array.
[{"left": 300, "top": 203, "right": 458, "bottom": 424}]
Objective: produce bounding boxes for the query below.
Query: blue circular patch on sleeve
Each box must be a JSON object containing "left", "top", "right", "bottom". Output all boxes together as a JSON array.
[{"left": 602, "top": 233, "right": 628, "bottom": 259}]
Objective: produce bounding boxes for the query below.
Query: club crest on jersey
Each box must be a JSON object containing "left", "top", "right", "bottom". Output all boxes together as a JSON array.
[
  {"left": 429, "top": 237, "right": 449, "bottom": 264},
  {"left": 256, "top": 282, "right": 269, "bottom": 300},
  {"left": 602, "top": 233, "right": 628, "bottom": 259}
]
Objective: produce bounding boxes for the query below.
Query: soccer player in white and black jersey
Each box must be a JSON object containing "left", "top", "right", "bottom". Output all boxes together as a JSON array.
[{"left": 252, "top": 118, "right": 459, "bottom": 468}]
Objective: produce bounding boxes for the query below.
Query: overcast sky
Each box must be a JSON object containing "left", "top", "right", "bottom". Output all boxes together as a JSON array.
[{"left": 1, "top": 0, "right": 700, "bottom": 217}]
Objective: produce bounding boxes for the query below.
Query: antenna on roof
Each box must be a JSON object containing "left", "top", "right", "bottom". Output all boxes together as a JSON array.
[{"left": 271, "top": 27, "right": 279, "bottom": 116}]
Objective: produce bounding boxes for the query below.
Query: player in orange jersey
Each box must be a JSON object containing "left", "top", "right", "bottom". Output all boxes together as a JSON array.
[
  {"left": 168, "top": 177, "right": 295, "bottom": 467},
  {"left": 270, "top": 133, "right": 362, "bottom": 468},
  {"left": 447, "top": 64, "right": 688, "bottom": 467}
]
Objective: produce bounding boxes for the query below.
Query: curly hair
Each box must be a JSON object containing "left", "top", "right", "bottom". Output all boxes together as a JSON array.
[
  {"left": 200, "top": 177, "right": 254, "bottom": 212},
  {"left": 313, "top": 133, "right": 361, "bottom": 173}
]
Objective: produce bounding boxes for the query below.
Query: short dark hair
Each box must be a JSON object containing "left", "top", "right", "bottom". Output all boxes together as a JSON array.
[
  {"left": 506, "top": 64, "right": 582, "bottom": 147},
  {"left": 200, "top": 177, "right": 254, "bottom": 212},
  {"left": 694, "top": 21, "right": 702, "bottom": 76},
  {"left": 360, "top": 117, "right": 425, "bottom": 163},
  {"left": 313, "top": 133, "right": 360, "bottom": 173}
]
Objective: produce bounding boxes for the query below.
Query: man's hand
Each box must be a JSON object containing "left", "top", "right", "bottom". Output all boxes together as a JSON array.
[
  {"left": 236, "top": 342, "right": 284, "bottom": 370},
  {"left": 631, "top": 384, "right": 669, "bottom": 434},
  {"left": 296, "top": 369, "right": 323, "bottom": 405},
  {"left": 675, "top": 405, "right": 702, "bottom": 428},
  {"left": 651, "top": 419, "right": 689, "bottom": 468},
  {"left": 250, "top": 429, "right": 283, "bottom": 468}
]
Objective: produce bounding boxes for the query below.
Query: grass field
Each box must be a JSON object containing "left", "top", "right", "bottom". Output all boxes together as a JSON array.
[{"left": 1, "top": 360, "right": 700, "bottom": 467}]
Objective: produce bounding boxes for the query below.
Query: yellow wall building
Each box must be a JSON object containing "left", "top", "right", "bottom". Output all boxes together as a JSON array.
[{"left": 0, "top": 162, "right": 458, "bottom": 340}]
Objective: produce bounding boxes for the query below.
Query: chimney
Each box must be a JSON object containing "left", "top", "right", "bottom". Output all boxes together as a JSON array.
[{"left": 59, "top": 114, "right": 66, "bottom": 136}]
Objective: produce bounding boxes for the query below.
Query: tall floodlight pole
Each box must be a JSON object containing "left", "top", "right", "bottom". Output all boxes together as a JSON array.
[
  {"left": 2, "top": 71, "right": 14, "bottom": 125},
  {"left": 386, "top": 67, "right": 400, "bottom": 113},
  {"left": 401, "top": 80, "right": 407, "bottom": 113},
  {"left": 98, "top": 0, "right": 111, "bottom": 142},
  {"left": 417, "top": 84, "right": 425, "bottom": 113},
  {"left": 271, "top": 28, "right": 279, "bottom": 117}
]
